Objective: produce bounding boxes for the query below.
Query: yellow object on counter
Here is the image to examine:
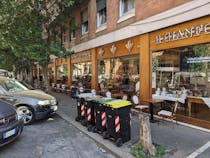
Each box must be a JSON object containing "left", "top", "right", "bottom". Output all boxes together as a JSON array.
[{"left": 105, "top": 99, "right": 132, "bottom": 108}]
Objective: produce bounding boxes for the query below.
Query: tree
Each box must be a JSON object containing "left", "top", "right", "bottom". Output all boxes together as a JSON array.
[{"left": 0, "top": 0, "right": 80, "bottom": 91}]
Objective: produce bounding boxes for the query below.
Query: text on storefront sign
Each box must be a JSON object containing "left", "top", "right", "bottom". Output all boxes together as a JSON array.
[
  {"left": 155, "top": 22, "right": 210, "bottom": 44},
  {"left": 71, "top": 52, "right": 91, "bottom": 60}
]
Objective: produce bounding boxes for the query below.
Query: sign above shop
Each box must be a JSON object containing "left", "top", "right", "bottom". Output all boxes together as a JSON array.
[
  {"left": 71, "top": 52, "right": 91, "bottom": 60},
  {"left": 155, "top": 22, "right": 210, "bottom": 44}
]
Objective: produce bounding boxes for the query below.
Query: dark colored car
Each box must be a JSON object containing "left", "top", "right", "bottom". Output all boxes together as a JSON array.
[
  {"left": 0, "top": 98, "right": 23, "bottom": 147},
  {"left": 0, "top": 77, "right": 58, "bottom": 125}
]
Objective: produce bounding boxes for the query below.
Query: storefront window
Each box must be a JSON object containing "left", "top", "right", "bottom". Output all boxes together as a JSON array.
[
  {"left": 48, "top": 67, "right": 55, "bottom": 84},
  {"left": 152, "top": 43, "right": 210, "bottom": 121},
  {"left": 56, "top": 65, "right": 68, "bottom": 84},
  {"left": 72, "top": 62, "right": 92, "bottom": 89},
  {"left": 98, "top": 55, "right": 139, "bottom": 97}
]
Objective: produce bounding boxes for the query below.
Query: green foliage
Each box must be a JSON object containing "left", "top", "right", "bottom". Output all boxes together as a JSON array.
[
  {"left": 131, "top": 144, "right": 147, "bottom": 158},
  {"left": 131, "top": 143, "right": 166, "bottom": 158},
  {"left": 0, "top": 0, "right": 76, "bottom": 72}
]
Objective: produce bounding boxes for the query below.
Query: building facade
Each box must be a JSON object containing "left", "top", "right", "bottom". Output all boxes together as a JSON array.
[{"left": 51, "top": 0, "right": 210, "bottom": 129}]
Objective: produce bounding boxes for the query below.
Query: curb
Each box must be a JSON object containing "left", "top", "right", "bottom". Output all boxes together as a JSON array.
[{"left": 56, "top": 111, "right": 135, "bottom": 158}]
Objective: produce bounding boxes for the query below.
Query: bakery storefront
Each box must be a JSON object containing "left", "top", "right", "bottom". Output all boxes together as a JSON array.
[
  {"left": 150, "top": 16, "right": 210, "bottom": 128},
  {"left": 48, "top": 62, "right": 55, "bottom": 85},
  {"left": 55, "top": 58, "right": 68, "bottom": 84},
  {"left": 96, "top": 37, "right": 140, "bottom": 98},
  {"left": 71, "top": 51, "right": 92, "bottom": 90}
]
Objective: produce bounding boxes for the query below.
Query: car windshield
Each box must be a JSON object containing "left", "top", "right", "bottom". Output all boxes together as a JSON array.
[
  {"left": 2, "top": 80, "right": 28, "bottom": 92},
  {"left": 19, "top": 81, "right": 35, "bottom": 90}
]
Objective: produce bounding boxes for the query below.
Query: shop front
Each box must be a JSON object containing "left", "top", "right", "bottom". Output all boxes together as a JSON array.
[
  {"left": 71, "top": 51, "right": 92, "bottom": 90},
  {"left": 149, "top": 16, "right": 210, "bottom": 128},
  {"left": 55, "top": 58, "right": 68, "bottom": 84},
  {"left": 48, "top": 62, "right": 55, "bottom": 85},
  {"left": 96, "top": 37, "right": 140, "bottom": 99}
]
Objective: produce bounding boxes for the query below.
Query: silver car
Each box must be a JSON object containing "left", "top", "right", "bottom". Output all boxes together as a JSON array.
[{"left": 0, "top": 77, "right": 58, "bottom": 125}]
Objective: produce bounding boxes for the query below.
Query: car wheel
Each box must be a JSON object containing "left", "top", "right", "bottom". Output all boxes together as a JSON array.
[{"left": 17, "top": 106, "right": 34, "bottom": 125}]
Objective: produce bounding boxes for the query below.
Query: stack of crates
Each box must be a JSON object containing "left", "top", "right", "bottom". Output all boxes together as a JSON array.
[{"left": 103, "top": 99, "right": 132, "bottom": 147}]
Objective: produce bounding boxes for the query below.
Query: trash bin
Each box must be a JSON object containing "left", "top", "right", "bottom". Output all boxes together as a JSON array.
[
  {"left": 103, "top": 99, "right": 132, "bottom": 147},
  {"left": 75, "top": 93, "right": 95, "bottom": 122},
  {"left": 84, "top": 95, "right": 102, "bottom": 131},
  {"left": 92, "top": 97, "right": 115, "bottom": 133}
]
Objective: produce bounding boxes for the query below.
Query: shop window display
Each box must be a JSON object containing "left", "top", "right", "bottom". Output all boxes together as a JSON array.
[
  {"left": 48, "top": 67, "right": 55, "bottom": 84},
  {"left": 98, "top": 55, "right": 139, "bottom": 97},
  {"left": 72, "top": 62, "right": 92, "bottom": 89},
  {"left": 152, "top": 43, "right": 210, "bottom": 121},
  {"left": 56, "top": 65, "right": 68, "bottom": 84}
]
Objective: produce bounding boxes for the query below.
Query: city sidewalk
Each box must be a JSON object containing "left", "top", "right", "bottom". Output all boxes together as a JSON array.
[{"left": 51, "top": 92, "right": 210, "bottom": 158}]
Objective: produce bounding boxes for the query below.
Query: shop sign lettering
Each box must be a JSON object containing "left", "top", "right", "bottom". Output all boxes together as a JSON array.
[
  {"left": 187, "top": 56, "right": 210, "bottom": 63},
  {"left": 155, "top": 22, "right": 210, "bottom": 44},
  {"left": 71, "top": 52, "right": 91, "bottom": 60}
]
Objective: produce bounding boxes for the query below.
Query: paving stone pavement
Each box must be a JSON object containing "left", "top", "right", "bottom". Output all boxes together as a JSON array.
[{"left": 52, "top": 91, "right": 210, "bottom": 158}]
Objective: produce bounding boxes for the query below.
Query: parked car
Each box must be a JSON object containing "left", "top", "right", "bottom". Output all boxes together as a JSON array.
[
  {"left": 18, "top": 80, "right": 35, "bottom": 90},
  {"left": 0, "top": 77, "right": 58, "bottom": 125},
  {"left": 0, "top": 98, "right": 24, "bottom": 147},
  {"left": 0, "top": 69, "right": 9, "bottom": 77}
]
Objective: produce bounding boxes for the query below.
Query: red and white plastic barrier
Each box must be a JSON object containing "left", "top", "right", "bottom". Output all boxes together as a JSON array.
[
  {"left": 87, "top": 108, "right": 91, "bottom": 121},
  {"left": 81, "top": 104, "right": 85, "bottom": 116},
  {"left": 101, "top": 111, "right": 106, "bottom": 127},
  {"left": 115, "top": 115, "right": 120, "bottom": 133},
  {"left": 94, "top": 110, "right": 97, "bottom": 122}
]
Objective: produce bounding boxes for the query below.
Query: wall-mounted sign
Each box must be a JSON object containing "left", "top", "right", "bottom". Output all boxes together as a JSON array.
[
  {"left": 71, "top": 52, "right": 91, "bottom": 60},
  {"left": 187, "top": 56, "right": 210, "bottom": 63},
  {"left": 155, "top": 22, "right": 210, "bottom": 44}
]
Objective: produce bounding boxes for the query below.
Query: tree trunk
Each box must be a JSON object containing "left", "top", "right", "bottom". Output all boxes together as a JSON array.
[
  {"left": 42, "top": 64, "right": 49, "bottom": 93},
  {"left": 139, "top": 112, "right": 156, "bottom": 156}
]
